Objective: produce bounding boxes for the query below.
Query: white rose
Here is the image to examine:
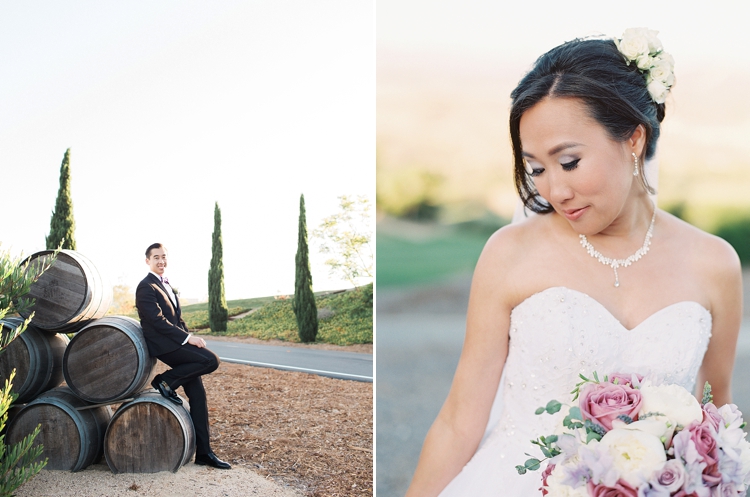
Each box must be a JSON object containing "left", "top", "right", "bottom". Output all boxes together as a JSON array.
[
  {"left": 649, "top": 81, "right": 669, "bottom": 103},
  {"left": 600, "top": 428, "right": 667, "bottom": 487},
  {"left": 613, "top": 415, "right": 675, "bottom": 447},
  {"left": 618, "top": 28, "right": 650, "bottom": 60},
  {"left": 639, "top": 383, "right": 702, "bottom": 426},
  {"left": 649, "top": 58, "right": 674, "bottom": 85},
  {"left": 635, "top": 53, "right": 654, "bottom": 71},
  {"left": 660, "top": 52, "right": 675, "bottom": 69},
  {"left": 644, "top": 29, "right": 663, "bottom": 53}
]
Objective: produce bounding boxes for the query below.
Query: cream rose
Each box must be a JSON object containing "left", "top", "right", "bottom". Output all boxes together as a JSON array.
[
  {"left": 617, "top": 29, "right": 650, "bottom": 60},
  {"left": 645, "top": 75, "right": 674, "bottom": 101},
  {"left": 639, "top": 383, "right": 703, "bottom": 427},
  {"left": 613, "top": 414, "right": 675, "bottom": 447},
  {"left": 635, "top": 54, "right": 654, "bottom": 71},
  {"left": 644, "top": 29, "right": 663, "bottom": 53},
  {"left": 658, "top": 52, "right": 675, "bottom": 69},
  {"left": 649, "top": 58, "right": 674, "bottom": 86},
  {"left": 599, "top": 428, "right": 667, "bottom": 487}
]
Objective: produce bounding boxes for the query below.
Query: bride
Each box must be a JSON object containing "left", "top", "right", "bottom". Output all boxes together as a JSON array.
[{"left": 405, "top": 30, "right": 743, "bottom": 496}]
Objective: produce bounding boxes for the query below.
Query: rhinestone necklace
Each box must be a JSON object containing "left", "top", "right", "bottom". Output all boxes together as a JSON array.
[{"left": 579, "top": 207, "right": 656, "bottom": 288}]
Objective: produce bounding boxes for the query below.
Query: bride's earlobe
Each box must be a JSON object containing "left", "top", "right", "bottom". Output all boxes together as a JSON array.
[{"left": 628, "top": 124, "right": 647, "bottom": 157}]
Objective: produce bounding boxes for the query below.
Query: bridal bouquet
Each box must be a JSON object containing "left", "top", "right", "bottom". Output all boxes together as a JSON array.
[{"left": 516, "top": 372, "right": 750, "bottom": 496}]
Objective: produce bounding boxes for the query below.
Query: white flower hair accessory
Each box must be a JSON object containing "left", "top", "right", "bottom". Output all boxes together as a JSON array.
[{"left": 614, "top": 28, "right": 674, "bottom": 104}]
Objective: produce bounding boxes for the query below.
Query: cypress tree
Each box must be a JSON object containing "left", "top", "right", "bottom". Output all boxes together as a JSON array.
[
  {"left": 46, "top": 148, "right": 76, "bottom": 250},
  {"left": 293, "top": 194, "right": 318, "bottom": 342},
  {"left": 208, "top": 202, "right": 228, "bottom": 332}
]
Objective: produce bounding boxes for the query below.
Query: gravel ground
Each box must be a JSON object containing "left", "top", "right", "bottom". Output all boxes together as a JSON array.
[
  {"left": 13, "top": 343, "right": 373, "bottom": 497},
  {"left": 16, "top": 462, "right": 303, "bottom": 497}
]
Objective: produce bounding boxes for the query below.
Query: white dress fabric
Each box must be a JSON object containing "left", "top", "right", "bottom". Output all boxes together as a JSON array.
[{"left": 439, "top": 286, "right": 712, "bottom": 496}]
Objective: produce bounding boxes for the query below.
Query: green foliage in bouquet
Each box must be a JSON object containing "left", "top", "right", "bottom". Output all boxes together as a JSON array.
[{"left": 516, "top": 372, "right": 638, "bottom": 475}]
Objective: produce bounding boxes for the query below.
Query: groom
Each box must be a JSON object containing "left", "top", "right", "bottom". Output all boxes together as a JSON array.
[{"left": 135, "top": 243, "right": 231, "bottom": 470}]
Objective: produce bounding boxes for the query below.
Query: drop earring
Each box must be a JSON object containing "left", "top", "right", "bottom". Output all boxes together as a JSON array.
[{"left": 632, "top": 152, "right": 639, "bottom": 176}]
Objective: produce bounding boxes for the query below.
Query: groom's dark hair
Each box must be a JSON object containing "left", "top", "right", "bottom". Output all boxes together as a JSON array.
[
  {"left": 145, "top": 243, "right": 166, "bottom": 258},
  {"left": 509, "top": 38, "right": 664, "bottom": 214}
]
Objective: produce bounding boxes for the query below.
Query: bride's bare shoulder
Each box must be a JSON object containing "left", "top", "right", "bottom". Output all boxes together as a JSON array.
[
  {"left": 471, "top": 215, "right": 552, "bottom": 300},
  {"left": 481, "top": 213, "right": 551, "bottom": 259}
]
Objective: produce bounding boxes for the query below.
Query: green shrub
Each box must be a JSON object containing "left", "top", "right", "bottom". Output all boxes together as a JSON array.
[
  {"left": 221, "top": 284, "right": 373, "bottom": 346},
  {"left": 182, "top": 307, "right": 247, "bottom": 330}
]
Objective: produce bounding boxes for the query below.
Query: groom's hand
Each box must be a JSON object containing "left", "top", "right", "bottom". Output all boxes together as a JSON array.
[{"left": 188, "top": 335, "right": 207, "bottom": 348}]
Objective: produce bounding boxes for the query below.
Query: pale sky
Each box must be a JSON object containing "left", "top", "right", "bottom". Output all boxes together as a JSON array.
[
  {"left": 1, "top": 1, "right": 374, "bottom": 301},
  {"left": 377, "top": 0, "right": 750, "bottom": 220},
  {"left": 378, "top": 0, "right": 748, "bottom": 69}
]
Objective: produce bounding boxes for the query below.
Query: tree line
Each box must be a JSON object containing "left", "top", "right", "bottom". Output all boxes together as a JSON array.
[{"left": 37, "top": 149, "right": 373, "bottom": 342}]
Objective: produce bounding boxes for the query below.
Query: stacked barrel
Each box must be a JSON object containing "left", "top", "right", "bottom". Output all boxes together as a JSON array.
[{"left": 0, "top": 250, "right": 196, "bottom": 473}]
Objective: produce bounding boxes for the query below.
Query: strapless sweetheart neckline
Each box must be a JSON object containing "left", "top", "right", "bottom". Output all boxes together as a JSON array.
[
  {"left": 439, "top": 286, "right": 712, "bottom": 496},
  {"left": 515, "top": 286, "right": 710, "bottom": 332}
]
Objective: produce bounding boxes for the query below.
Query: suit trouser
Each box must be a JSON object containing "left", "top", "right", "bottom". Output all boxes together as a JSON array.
[{"left": 157, "top": 345, "right": 220, "bottom": 455}]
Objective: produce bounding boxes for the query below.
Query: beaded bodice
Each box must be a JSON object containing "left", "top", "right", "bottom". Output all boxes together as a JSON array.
[
  {"left": 440, "top": 286, "right": 712, "bottom": 497},
  {"left": 495, "top": 286, "right": 711, "bottom": 444}
]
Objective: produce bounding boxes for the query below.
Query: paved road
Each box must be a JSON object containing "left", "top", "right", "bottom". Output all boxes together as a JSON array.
[
  {"left": 205, "top": 339, "right": 373, "bottom": 382},
  {"left": 376, "top": 273, "right": 750, "bottom": 497}
]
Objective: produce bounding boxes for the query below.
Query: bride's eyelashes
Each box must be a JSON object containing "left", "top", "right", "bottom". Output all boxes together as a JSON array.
[
  {"left": 526, "top": 158, "right": 581, "bottom": 177},
  {"left": 561, "top": 158, "right": 580, "bottom": 171}
]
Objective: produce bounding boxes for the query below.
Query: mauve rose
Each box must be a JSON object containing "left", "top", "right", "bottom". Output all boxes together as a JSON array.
[
  {"left": 540, "top": 463, "right": 555, "bottom": 496},
  {"left": 654, "top": 459, "right": 687, "bottom": 492},
  {"left": 702, "top": 403, "right": 722, "bottom": 431},
  {"left": 710, "top": 482, "right": 739, "bottom": 496},
  {"left": 580, "top": 383, "right": 643, "bottom": 431},
  {"left": 673, "top": 492, "right": 699, "bottom": 497},
  {"left": 587, "top": 479, "right": 638, "bottom": 497},
  {"left": 686, "top": 420, "right": 722, "bottom": 485},
  {"left": 608, "top": 373, "right": 644, "bottom": 388}
]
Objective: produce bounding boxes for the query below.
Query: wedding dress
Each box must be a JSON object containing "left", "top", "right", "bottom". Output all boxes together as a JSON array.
[{"left": 439, "top": 286, "right": 711, "bottom": 496}]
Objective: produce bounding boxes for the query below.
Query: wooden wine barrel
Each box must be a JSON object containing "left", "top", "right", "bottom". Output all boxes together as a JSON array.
[
  {"left": 63, "top": 316, "right": 156, "bottom": 404},
  {"left": 0, "top": 318, "right": 69, "bottom": 403},
  {"left": 6, "top": 387, "right": 111, "bottom": 471},
  {"left": 104, "top": 391, "right": 195, "bottom": 473},
  {"left": 19, "top": 250, "right": 112, "bottom": 333}
]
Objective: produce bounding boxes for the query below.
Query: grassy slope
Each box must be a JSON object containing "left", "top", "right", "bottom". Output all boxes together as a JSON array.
[
  {"left": 377, "top": 232, "right": 487, "bottom": 288},
  {"left": 189, "top": 284, "right": 373, "bottom": 346}
]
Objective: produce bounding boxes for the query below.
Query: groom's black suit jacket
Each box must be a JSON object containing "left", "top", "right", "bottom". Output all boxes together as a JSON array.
[{"left": 135, "top": 273, "right": 190, "bottom": 357}]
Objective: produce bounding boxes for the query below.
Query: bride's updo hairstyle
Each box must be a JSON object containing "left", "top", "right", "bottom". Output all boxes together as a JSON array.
[{"left": 510, "top": 37, "right": 666, "bottom": 213}]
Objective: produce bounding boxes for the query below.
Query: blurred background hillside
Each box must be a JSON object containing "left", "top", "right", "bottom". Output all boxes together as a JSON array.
[{"left": 376, "top": 1, "right": 750, "bottom": 496}]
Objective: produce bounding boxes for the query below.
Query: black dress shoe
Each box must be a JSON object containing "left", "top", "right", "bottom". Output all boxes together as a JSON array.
[
  {"left": 151, "top": 376, "right": 183, "bottom": 405},
  {"left": 195, "top": 452, "right": 232, "bottom": 469}
]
